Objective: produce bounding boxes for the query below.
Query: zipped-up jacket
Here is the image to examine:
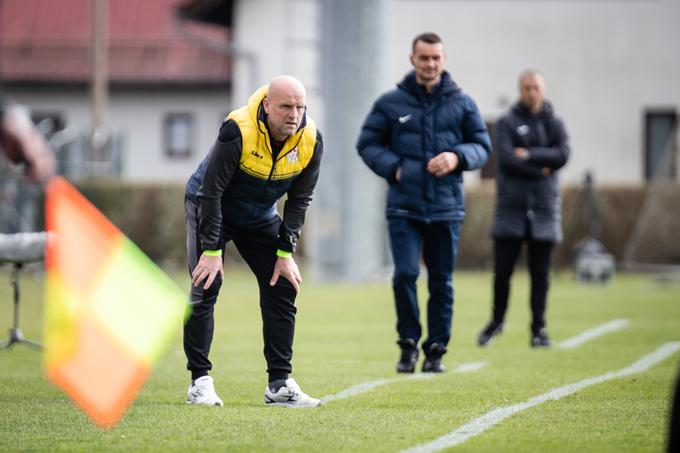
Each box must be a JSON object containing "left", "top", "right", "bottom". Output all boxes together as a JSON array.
[
  {"left": 357, "top": 71, "right": 491, "bottom": 222},
  {"left": 491, "top": 101, "right": 570, "bottom": 242},
  {"left": 186, "top": 85, "right": 323, "bottom": 253}
]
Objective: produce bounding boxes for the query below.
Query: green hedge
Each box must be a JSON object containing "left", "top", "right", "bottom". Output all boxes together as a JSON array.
[
  {"left": 74, "top": 181, "right": 680, "bottom": 270},
  {"left": 459, "top": 182, "right": 680, "bottom": 268}
]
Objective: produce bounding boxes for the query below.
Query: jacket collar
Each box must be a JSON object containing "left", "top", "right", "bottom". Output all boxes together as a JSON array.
[
  {"left": 398, "top": 70, "right": 459, "bottom": 101},
  {"left": 512, "top": 100, "right": 554, "bottom": 119}
]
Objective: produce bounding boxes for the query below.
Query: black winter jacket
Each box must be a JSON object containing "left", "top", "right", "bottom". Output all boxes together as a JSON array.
[
  {"left": 357, "top": 71, "right": 491, "bottom": 222},
  {"left": 491, "top": 101, "right": 570, "bottom": 242}
]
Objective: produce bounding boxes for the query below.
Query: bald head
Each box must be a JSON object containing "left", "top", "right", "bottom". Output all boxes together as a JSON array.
[
  {"left": 268, "top": 75, "right": 307, "bottom": 100},
  {"left": 263, "top": 75, "right": 307, "bottom": 142},
  {"left": 518, "top": 70, "right": 546, "bottom": 114}
]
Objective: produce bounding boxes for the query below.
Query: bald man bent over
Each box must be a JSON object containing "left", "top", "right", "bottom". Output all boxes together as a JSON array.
[{"left": 183, "top": 76, "right": 323, "bottom": 408}]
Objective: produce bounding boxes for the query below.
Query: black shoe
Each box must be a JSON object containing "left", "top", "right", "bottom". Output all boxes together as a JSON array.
[
  {"left": 477, "top": 321, "right": 503, "bottom": 347},
  {"left": 396, "top": 339, "right": 419, "bottom": 373},
  {"left": 422, "top": 343, "right": 447, "bottom": 373},
  {"left": 531, "top": 328, "right": 552, "bottom": 348}
]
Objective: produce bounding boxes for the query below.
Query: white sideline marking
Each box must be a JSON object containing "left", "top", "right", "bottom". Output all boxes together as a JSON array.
[
  {"left": 321, "top": 378, "right": 393, "bottom": 403},
  {"left": 400, "top": 341, "right": 680, "bottom": 453},
  {"left": 558, "top": 319, "right": 630, "bottom": 350},
  {"left": 320, "top": 362, "right": 482, "bottom": 404},
  {"left": 453, "top": 362, "right": 487, "bottom": 373}
]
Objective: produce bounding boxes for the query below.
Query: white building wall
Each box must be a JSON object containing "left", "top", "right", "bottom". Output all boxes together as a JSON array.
[
  {"left": 7, "top": 86, "right": 230, "bottom": 181},
  {"left": 232, "top": 0, "right": 680, "bottom": 185},
  {"left": 111, "top": 90, "right": 230, "bottom": 181},
  {"left": 232, "top": 0, "right": 323, "bottom": 126},
  {"left": 388, "top": 0, "right": 680, "bottom": 185}
]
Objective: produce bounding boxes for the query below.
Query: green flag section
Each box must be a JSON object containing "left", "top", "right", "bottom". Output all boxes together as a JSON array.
[{"left": 44, "top": 177, "right": 187, "bottom": 428}]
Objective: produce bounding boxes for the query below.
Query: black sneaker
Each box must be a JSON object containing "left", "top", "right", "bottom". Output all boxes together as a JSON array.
[
  {"left": 396, "top": 338, "right": 419, "bottom": 373},
  {"left": 531, "top": 328, "right": 552, "bottom": 348},
  {"left": 477, "top": 321, "right": 503, "bottom": 347},
  {"left": 422, "top": 343, "right": 447, "bottom": 373}
]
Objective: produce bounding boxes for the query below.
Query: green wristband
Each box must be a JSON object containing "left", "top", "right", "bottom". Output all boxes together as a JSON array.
[
  {"left": 276, "top": 249, "right": 292, "bottom": 259},
  {"left": 203, "top": 249, "right": 222, "bottom": 257}
]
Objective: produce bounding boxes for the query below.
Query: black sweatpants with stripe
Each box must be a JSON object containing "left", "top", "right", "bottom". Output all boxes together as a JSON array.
[{"left": 183, "top": 197, "right": 297, "bottom": 382}]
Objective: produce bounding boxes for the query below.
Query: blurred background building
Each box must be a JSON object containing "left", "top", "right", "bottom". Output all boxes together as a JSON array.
[
  {"left": 0, "top": 0, "right": 231, "bottom": 180},
  {"left": 1, "top": 0, "right": 678, "bottom": 278}
]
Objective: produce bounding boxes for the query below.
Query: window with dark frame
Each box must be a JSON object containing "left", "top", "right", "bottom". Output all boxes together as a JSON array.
[
  {"left": 644, "top": 110, "right": 678, "bottom": 181},
  {"left": 164, "top": 113, "right": 194, "bottom": 158}
]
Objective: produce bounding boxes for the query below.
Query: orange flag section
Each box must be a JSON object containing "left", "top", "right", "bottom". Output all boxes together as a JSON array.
[{"left": 44, "top": 177, "right": 186, "bottom": 428}]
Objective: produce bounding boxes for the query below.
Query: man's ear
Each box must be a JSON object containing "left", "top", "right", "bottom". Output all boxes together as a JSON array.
[
  {"left": 409, "top": 54, "right": 415, "bottom": 67},
  {"left": 262, "top": 96, "right": 270, "bottom": 115}
]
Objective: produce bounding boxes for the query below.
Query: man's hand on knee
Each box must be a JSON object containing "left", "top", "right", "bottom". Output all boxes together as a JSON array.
[
  {"left": 270, "top": 256, "right": 302, "bottom": 293},
  {"left": 192, "top": 253, "right": 224, "bottom": 289}
]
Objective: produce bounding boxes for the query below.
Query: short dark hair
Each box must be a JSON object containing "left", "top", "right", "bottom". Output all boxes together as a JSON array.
[{"left": 412, "top": 32, "right": 443, "bottom": 53}]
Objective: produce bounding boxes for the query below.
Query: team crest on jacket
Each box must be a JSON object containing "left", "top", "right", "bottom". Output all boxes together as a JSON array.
[
  {"left": 517, "top": 125, "right": 530, "bottom": 136},
  {"left": 287, "top": 147, "right": 299, "bottom": 163}
]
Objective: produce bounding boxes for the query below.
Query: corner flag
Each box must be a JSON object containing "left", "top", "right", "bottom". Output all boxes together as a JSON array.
[{"left": 44, "top": 177, "right": 186, "bottom": 428}]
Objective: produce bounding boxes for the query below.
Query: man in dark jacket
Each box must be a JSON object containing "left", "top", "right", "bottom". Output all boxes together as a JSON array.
[
  {"left": 184, "top": 75, "right": 322, "bottom": 407},
  {"left": 357, "top": 33, "right": 491, "bottom": 373},
  {"left": 477, "top": 70, "right": 570, "bottom": 348}
]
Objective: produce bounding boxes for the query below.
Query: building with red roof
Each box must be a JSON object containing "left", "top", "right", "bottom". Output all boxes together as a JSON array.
[{"left": 0, "top": 0, "right": 233, "bottom": 181}]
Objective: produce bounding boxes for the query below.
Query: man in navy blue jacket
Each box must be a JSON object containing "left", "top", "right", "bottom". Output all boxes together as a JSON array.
[{"left": 357, "top": 33, "right": 491, "bottom": 373}]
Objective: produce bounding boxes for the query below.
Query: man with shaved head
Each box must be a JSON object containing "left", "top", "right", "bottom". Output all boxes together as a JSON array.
[
  {"left": 183, "top": 75, "right": 323, "bottom": 407},
  {"left": 477, "top": 70, "right": 570, "bottom": 348}
]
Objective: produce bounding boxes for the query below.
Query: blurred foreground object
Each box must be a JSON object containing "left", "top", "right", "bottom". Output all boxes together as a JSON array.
[
  {"left": 0, "top": 101, "right": 56, "bottom": 182},
  {"left": 0, "top": 99, "right": 56, "bottom": 234},
  {"left": 44, "top": 177, "right": 186, "bottom": 428},
  {"left": 573, "top": 172, "right": 615, "bottom": 283}
]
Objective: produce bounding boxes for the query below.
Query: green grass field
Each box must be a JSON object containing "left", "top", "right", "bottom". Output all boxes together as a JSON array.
[{"left": 0, "top": 268, "right": 679, "bottom": 452}]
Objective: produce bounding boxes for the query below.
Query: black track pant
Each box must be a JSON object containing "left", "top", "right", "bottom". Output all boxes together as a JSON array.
[
  {"left": 183, "top": 197, "right": 297, "bottom": 382},
  {"left": 492, "top": 237, "right": 554, "bottom": 333}
]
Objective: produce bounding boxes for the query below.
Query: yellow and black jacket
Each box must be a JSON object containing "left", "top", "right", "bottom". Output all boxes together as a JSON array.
[{"left": 186, "top": 85, "right": 323, "bottom": 253}]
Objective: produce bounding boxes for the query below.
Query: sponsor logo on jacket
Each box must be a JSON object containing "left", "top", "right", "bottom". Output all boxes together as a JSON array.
[{"left": 287, "top": 148, "right": 299, "bottom": 164}]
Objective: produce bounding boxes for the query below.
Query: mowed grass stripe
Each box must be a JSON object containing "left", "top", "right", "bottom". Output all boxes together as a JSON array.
[
  {"left": 400, "top": 341, "right": 680, "bottom": 453},
  {"left": 558, "top": 319, "right": 630, "bottom": 350}
]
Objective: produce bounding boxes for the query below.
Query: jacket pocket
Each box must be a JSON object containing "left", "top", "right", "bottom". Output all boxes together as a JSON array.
[{"left": 397, "top": 158, "right": 424, "bottom": 196}]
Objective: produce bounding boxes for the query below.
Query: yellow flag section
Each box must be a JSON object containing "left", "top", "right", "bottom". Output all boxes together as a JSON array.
[{"left": 44, "top": 177, "right": 186, "bottom": 428}]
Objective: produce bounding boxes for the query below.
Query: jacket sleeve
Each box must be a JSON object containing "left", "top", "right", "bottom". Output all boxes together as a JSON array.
[
  {"left": 197, "top": 120, "right": 242, "bottom": 251},
  {"left": 526, "top": 118, "right": 570, "bottom": 170},
  {"left": 451, "top": 97, "right": 492, "bottom": 171},
  {"left": 494, "top": 117, "right": 545, "bottom": 178},
  {"left": 277, "top": 131, "right": 323, "bottom": 253},
  {"left": 356, "top": 99, "right": 401, "bottom": 183}
]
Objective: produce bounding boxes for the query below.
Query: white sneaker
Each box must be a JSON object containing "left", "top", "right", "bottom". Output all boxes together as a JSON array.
[
  {"left": 264, "top": 378, "right": 321, "bottom": 408},
  {"left": 187, "top": 376, "right": 223, "bottom": 407}
]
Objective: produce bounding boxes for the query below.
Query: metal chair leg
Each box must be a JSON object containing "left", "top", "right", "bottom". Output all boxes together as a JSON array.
[{"left": 1, "top": 263, "right": 41, "bottom": 350}]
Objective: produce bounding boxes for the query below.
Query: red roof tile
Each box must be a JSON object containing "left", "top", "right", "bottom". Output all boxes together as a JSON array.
[{"left": 0, "top": 0, "right": 231, "bottom": 84}]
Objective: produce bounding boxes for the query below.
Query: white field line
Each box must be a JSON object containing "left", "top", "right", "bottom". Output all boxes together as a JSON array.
[
  {"left": 320, "top": 362, "right": 487, "bottom": 404},
  {"left": 453, "top": 362, "right": 488, "bottom": 373},
  {"left": 558, "top": 319, "right": 630, "bottom": 350},
  {"left": 400, "top": 341, "right": 680, "bottom": 453}
]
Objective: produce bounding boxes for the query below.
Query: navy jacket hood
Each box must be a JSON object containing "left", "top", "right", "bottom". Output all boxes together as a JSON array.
[{"left": 397, "top": 71, "right": 460, "bottom": 102}]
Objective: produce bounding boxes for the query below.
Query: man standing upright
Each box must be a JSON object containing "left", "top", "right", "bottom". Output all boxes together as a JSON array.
[
  {"left": 357, "top": 33, "right": 491, "bottom": 373},
  {"left": 477, "top": 70, "right": 570, "bottom": 348},
  {"left": 184, "top": 75, "right": 322, "bottom": 407}
]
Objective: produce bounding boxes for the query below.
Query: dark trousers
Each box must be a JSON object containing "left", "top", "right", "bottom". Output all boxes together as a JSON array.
[
  {"left": 183, "top": 198, "right": 297, "bottom": 381},
  {"left": 388, "top": 217, "right": 460, "bottom": 353},
  {"left": 492, "top": 237, "right": 554, "bottom": 333}
]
